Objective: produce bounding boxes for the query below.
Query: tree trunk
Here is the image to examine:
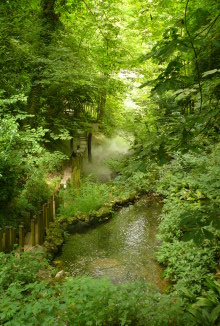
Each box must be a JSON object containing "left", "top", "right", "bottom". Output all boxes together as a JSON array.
[
  {"left": 98, "top": 89, "right": 106, "bottom": 122},
  {"left": 88, "top": 132, "right": 92, "bottom": 163}
]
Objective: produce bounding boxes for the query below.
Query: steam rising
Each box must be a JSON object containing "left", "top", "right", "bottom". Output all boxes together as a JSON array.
[{"left": 83, "top": 135, "right": 130, "bottom": 182}]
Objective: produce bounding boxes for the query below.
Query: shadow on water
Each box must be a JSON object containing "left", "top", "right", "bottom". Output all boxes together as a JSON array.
[{"left": 59, "top": 196, "right": 168, "bottom": 292}]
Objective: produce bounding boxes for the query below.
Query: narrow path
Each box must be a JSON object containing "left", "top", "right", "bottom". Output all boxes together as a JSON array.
[{"left": 60, "top": 165, "right": 72, "bottom": 187}]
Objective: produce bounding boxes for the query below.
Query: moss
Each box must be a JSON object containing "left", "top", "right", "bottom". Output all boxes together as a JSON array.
[
  {"left": 95, "top": 206, "right": 113, "bottom": 218},
  {"left": 44, "top": 222, "right": 64, "bottom": 254},
  {"left": 67, "top": 216, "right": 77, "bottom": 225},
  {"left": 75, "top": 212, "right": 89, "bottom": 222}
]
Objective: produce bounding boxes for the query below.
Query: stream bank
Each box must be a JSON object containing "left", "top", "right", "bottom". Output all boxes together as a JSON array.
[
  {"left": 44, "top": 134, "right": 168, "bottom": 292},
  {"left": 44, "top": 190, "right": 139, "bottom": 255},
  {"left": 57, "top": 195, "right": 168, "bottom": 292}
]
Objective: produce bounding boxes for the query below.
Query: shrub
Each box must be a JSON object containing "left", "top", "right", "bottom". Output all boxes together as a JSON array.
[
  {"left": 0, "top": 265, "right": 194, "bottom": 326},
  {"left": 18, "top": 170, "right": 52, "bottom": 212},
  {"left": 156, "top": 144, "right": 220, "bottom": 298},
  {"left": 59, "top": 178, "right": 112, "bottom": 217},
  {"left": 37, "top": 150, "right": 68, "bottom": 173},
  {"left": 0, "top": 251, "right": 51, "bottom": 291},
  {"left": 156, "top": 241, "right": 216, "bottom": 295}
]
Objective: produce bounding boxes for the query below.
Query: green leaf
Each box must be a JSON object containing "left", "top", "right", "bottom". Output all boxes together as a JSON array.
[
  {"left": 194, "top": 298, "right": 214, "bottom": 307},
  {"left": 210, "top": 304, "right": 220, "bottom": 324},
  {"left": 202, "top": 228, "right": 214, "bottom": 240},
  {"left": 202, "top": 69, "right": 220, "bottom": 77}
]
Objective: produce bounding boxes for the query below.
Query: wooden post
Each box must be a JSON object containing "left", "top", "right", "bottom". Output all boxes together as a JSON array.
[
  {"left": 49, "top": 198, "right": 53, "bottom": 222},
  {"left": 48, "top": 199, "right": 51, "bottom": 223},
  {"left": 54, "top": 194, "right": 59, "bottom": 212},
  {"left": 19, "top": 225, "right": 24, "bottom": 252},
  {"left": 88, "top": 132, "right": 92, "bottom": 163},
  {"left": 13, "top": 228, "right": 16, "bottom": 247},
  {"left": 36, "top": 213, "right": 43, "bottom": 245},
  {"left": 5, "top": 226, "right": 10, "bottom": 253},
  {"left": 40, "top": 211, "right": 44, "bottom": 244},
  {"left": 45, "top": 204, "right": 49, "bottom": 232},
  {"left": 52, "top": 196, "right": 55, "bottom": 220},
  {"left": 0, "top": 228, "right": 3, "bottom": 252},
  {"left": 37, "top": 212, "right": 43, "bottom": 245},
  {"left": 2, "top": 233, "right": 5, "bottom": 251},
  {"left": 47, "top": 200, "right": 51, "bottom": 224},
  {"left": 71, "top": 157, "right": 74, "bottom": 172},
  {"left": 31, "top": 219, "right": 35, "bottom": 247},
  {"left": 72, "top": 167, "right": 76, "bottom": 184},
  {"left": 34, "top": 216, "right": 38, "bottom": 245},
  {"left": 50, "top": 197, "right": 54, "bottom": 222},
  {"left": 42, "top": 204, "right": 46, "bottom": 229},
  {"left": 35, "top": 215, "right": 39, "bottom": 245},
  {"left": 9, "top": 226, "right": 14, "bottom": 251}
]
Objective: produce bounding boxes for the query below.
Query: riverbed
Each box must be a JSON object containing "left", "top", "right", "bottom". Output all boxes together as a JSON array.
[{"left": 58, "top": 196, "right": 167, "bottom": 291}]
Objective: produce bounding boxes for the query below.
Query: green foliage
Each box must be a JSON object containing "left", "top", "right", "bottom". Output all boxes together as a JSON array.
[
  {"left": 59, "top": 178, "right": 112, "bottom": 217},
  {"left": 0, "top": 251, "right": 194, "bottom": 326},
  {"left": 0, "top": 117, "right": 23, "bottom": 206},
  {"left": 156, "top": 241, "right": 216, "bottom": 296},
  {"left": 0, "top": 0, "right": 220, "bottom": 321},
  {"left": 0, "top": 251, "right": 51, "bottom": 291},
  {"left": 37, "top": 150, "right": 68, "bottom": 173},
  {"left": 158, "top": 145, "right": 220, "bottom": 243},
  {"left": 0, "top": 114, "right": 65, "bottom": 226},
  {"left": 17, "top": 170, "right": 52, "bottom": 212},
  {"left": 156, "top": 144, "right": 220, "bottom": 297},
  {"left": 0, "top": 154, "right": 21, "bottom": 205},
  {"left": 189, "top": 279, "right": 220, "bottom": 325},
  {"left": 110, "top": 155, "right": 160, "bottom": 193}
]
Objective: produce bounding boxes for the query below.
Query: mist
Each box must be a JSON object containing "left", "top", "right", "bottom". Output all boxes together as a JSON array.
[{"left": 83, "top": 135, "right": 130, "bottom": 182}]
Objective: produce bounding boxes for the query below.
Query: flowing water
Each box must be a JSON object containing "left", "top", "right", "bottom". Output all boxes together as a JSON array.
[{"left": 58, "top": 196, "right": 168, "bottom": 291}]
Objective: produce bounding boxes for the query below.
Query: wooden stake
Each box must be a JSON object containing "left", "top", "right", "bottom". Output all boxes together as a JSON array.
[
  {"left": 31, "top": 219, "right": 35, "bottom": 247},
  {"left": 9, "top": 226, "right": 14, "bottom": 251},
  {"left": 5, "top": 226, "right": 10, "bottom": 253},
  {"left": 19, "top": 225, "right": 24, "bottom": 252},
  {"left": 45, "top": 204, "right": 49, "bottom": 232},
  {"left": 42, "top": 204, "right": 46, "bottom": 229},
  {"left": 12, "top": 228, "right": 16, "bottom": 249},
  {"left": 0, "top": 228, "right": 3, "bottom": 252},
  {"left": 2, "top": 233, "right": 5, "bottom": 251},
  {"left": 39, "top": 212, "right": 43, "bottom": 245},
  {"left": 52, "top": 196, "right": 55, "bottom": 220},
  {"left": 50, "top": 197, "right": 54, "bottom": 222}
]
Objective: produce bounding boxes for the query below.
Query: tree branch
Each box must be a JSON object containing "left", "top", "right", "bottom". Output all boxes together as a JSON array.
[
  {"left": 185, "top": 0, "right": 203, "bottom": 112},
  {"left": 195, "top": 14, "right": 220, "bottom": 39}
]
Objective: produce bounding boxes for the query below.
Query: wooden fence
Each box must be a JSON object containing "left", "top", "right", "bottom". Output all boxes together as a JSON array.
[
  {"left": 72, "top": 156, "right": 83, "bottom": 187},
  {"left": 0, "top": 132, "right": 88, "bottom": 254},
  {"left": 0, "top": 195, "right": 59, "bottom": 253}
]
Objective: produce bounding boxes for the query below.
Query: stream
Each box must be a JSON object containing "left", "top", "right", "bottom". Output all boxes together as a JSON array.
[{"left": 58, "top": 196, "right": 168, "bottom": 291}]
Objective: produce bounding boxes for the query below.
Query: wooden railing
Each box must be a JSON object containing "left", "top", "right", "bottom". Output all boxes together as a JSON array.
[
  {"left": 0, "top": 195, "right": 60, "bottom": 253},
  {"left": 1, "top": 130, "right": 90, "bottom": 254},
  {"left": 72, "top": 156, "right": 83, "bottom": 188}
]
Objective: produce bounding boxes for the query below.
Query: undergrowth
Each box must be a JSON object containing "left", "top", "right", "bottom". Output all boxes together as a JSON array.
[
  {"left": 155, "top": 144, "right": 220, "bottom": 298},
  {"left": 59, "top": 177, "right": 113, "bottom": 217},
  {"left": 1, "top": 142, "right": 220, "bottom": 325},
  {"left": 0, "top": 252, "right": 194, "bottom": 326}
]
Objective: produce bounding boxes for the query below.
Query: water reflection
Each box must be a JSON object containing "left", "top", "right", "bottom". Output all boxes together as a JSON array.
[{"left": 59, "top": 197, "right": 168, "bottom": 291}]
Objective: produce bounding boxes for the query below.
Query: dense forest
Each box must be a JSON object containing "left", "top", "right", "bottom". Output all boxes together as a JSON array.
[{"left": 0, "top": 0, "right": 220, "bottom": 325}]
